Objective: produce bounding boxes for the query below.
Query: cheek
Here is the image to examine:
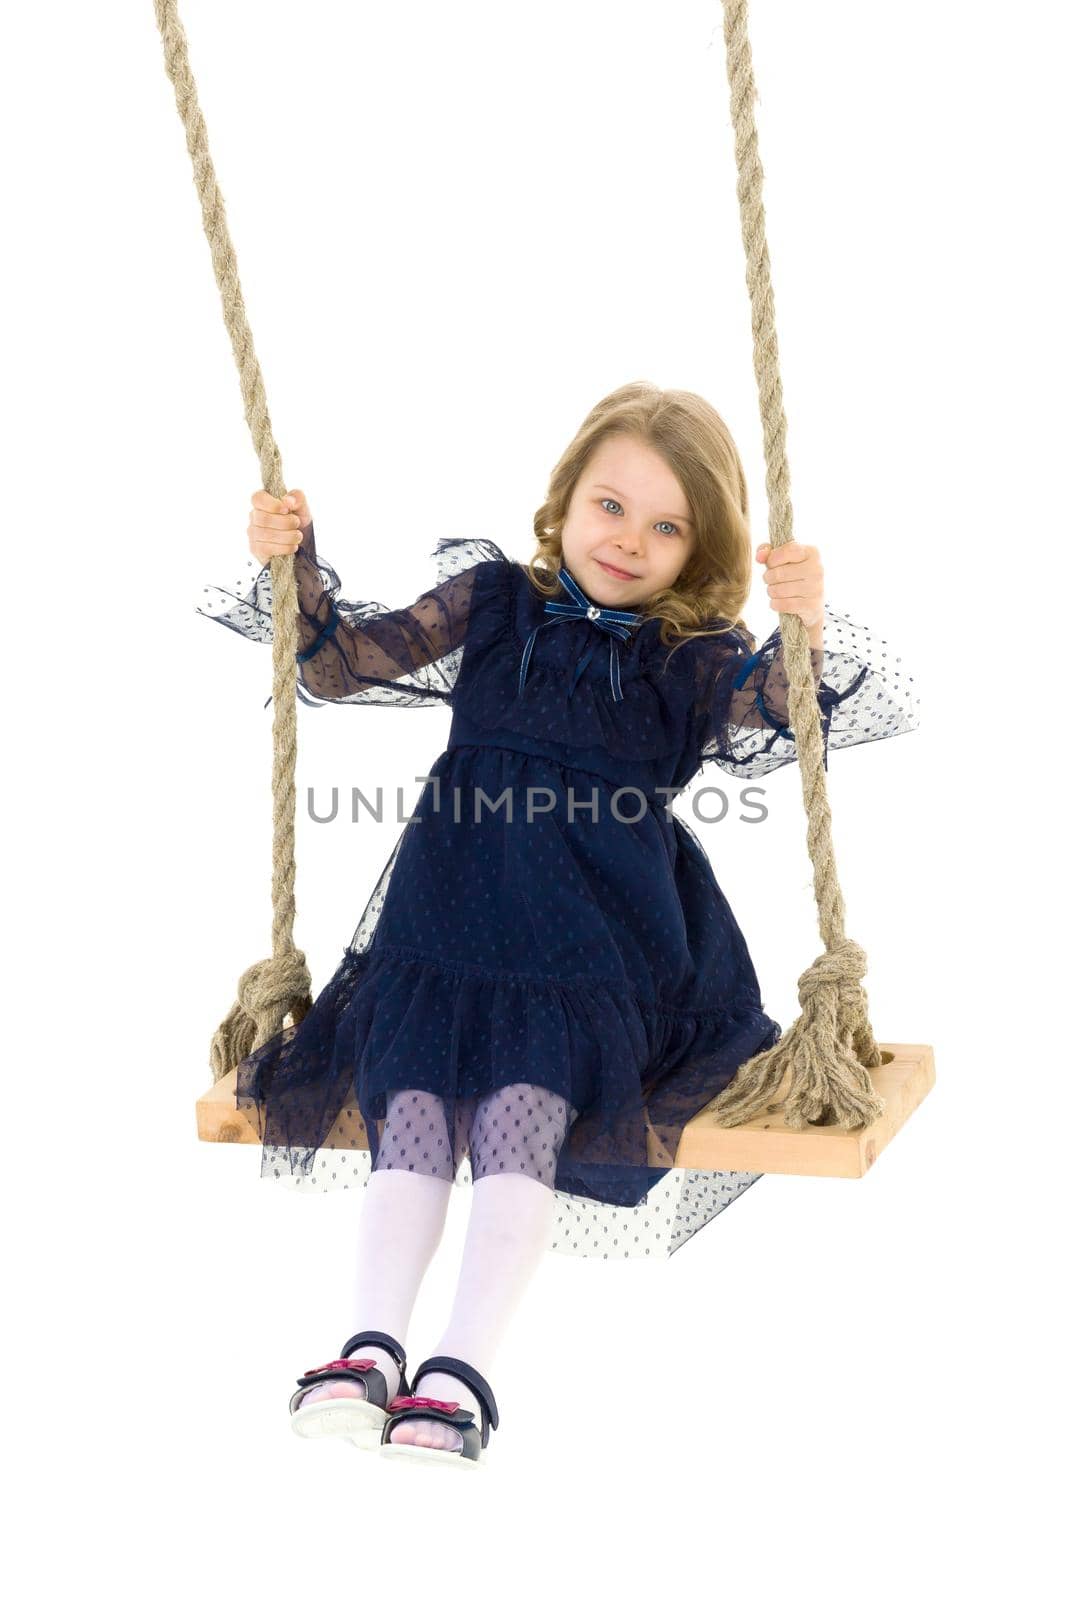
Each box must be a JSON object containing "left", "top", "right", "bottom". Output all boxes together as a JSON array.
[{"left": 666, "top": 549, "right": 693, "bottom": 587}]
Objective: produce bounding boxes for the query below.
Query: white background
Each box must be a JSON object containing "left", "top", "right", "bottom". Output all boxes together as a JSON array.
[{"left": 4, "top": 0, "right": 1062, "bottom": 1593}]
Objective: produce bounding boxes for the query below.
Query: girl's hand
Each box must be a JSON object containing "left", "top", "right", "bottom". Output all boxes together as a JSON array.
[
  {"left": 248, "top": 488, "right": 313, "bottom": 564},
  {"left": 755, "top": 541, "right": 825, "bottom": 630}
]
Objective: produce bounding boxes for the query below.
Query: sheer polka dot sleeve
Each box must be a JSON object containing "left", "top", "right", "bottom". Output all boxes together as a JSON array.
[
  {"left": 197, "top": 521, "right": 511, "bottom": 708},
  {"left": 694, "top": 607, "right": 919, "bottom": 779}
]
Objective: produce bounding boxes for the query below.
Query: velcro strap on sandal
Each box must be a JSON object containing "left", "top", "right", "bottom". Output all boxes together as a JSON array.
[
  {"left": 410, "top": 1355, "right": 499, "bottom": 1448},
  {"left": 340, "top": 1329, "right": 408, "bottom": 1369}
]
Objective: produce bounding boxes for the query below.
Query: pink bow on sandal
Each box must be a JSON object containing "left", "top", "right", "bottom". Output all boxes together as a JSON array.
[
  {"left": 386, "top": 1394, "right": 462, "bottom": 1414},
  {"left": 301, "top": 1357, "right": 377, "bottom": 1379}
]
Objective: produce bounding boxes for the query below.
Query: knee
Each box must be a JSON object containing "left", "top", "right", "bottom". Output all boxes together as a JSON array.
[{"left": 470, "top": 1171, "right": 557, "bottom": 1242}]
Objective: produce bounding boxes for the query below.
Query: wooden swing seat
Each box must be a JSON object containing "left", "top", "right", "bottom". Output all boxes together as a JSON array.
[{"left": 196, "top": 1041, "right": 934, "bottom": 1179}]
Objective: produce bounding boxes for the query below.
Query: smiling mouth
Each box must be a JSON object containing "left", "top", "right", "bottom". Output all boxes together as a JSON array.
[{"left": 595, "top": 558, "right": 638, "bottom": 579}]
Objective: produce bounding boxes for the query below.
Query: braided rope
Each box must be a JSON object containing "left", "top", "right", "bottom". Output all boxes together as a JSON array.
[
  {"left": 153, "top": 0, "right": 311, "bottom": 1078},
  {"left": 708, "top": 0, "right": 884, "bottom": 1129}
]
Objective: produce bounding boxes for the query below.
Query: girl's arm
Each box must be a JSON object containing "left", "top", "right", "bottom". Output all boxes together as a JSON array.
[
  {"left": 696, "top": 610, "right": 919, "bottom": 779},
  {"left": 197, "top": 520, "right": 510, "bottom": 708}
]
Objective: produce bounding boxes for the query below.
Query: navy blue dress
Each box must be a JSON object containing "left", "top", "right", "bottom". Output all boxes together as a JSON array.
[{"left": 198, "top": 525, "right": 918, "bottom": 1257}]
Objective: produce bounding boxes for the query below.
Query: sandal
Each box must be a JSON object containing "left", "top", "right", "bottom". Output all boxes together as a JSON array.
[
  {"left": 289, "top": 1327, "right": 413, "bottom": 1449},
  {"left": 378, "top": 1354, "right": 500, "bottom": 1469}
]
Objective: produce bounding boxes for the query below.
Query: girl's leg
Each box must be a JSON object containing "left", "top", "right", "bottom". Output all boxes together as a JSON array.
[
  {"left": 296, "top": 1089, "right": 453, "bottom": 1408},
  {"left": 387, "top": 1083, "right": 573, "bottom": 1452}
]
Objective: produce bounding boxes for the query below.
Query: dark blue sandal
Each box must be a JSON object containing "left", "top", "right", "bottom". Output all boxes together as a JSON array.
[
  {"left": 290, "top": 1327, "right": 413, "bottom": 1449},
  {"left": 379, "top": 1354, "right": 500, "bottom": 1468}
]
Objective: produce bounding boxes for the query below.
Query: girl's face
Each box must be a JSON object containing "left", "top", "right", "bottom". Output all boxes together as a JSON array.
[{"left": 559, "top": 434, "right": 696, "bottom": 609}]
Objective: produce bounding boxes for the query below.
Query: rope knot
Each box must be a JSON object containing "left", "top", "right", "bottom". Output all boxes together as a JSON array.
[
  {"left": 235, "top": 950, "right": 311, "bottom": 1014},
  {"left": 210, "top": 946, "right": 313, "bottom": 1082},
  {"left": 796, "top": 938, "right": 867, "bottom": 1006}
]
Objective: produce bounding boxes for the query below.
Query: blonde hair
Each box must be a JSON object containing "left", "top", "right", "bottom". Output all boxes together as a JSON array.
[{"left": 523, "top": 380, "right": 756, "bottom": 666}]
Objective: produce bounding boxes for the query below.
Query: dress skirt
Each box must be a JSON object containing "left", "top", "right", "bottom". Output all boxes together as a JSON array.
[{"left": 234, "top": 739, "right": 782, "bottom": 1259}]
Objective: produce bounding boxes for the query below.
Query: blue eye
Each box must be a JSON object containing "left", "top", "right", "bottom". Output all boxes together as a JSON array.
[{"left": 599, "top": 498, "right": 681, "bottom": 536}]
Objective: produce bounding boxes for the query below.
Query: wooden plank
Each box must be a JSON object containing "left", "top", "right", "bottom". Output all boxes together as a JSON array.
[
  {"left": 195, "top": 1068, "right": 260, "bottom": 1145},
  {"left": 674, "top": 1043, "right": 935, "bottom": 1176},
  {"left": 197, "top": 1042, "right": 935, "bottom": 1178}
]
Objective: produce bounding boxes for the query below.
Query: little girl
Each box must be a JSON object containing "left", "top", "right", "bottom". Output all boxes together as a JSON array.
[{"left": 199, "top": 380, "right": 916, "bottom": 1465}]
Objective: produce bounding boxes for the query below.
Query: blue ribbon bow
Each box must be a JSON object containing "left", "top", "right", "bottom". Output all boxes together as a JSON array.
[{"left": 518, "top": 566, "right": 645, "bottom": 703}]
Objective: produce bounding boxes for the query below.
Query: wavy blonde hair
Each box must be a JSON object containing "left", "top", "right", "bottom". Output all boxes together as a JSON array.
[{"left": 523, "top": 380, "right": 756, "bottom": 666}]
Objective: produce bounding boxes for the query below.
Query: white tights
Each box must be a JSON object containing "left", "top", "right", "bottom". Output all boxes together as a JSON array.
[{"left": 298, "top": 1083, "right": 568, "bottom": 1448}]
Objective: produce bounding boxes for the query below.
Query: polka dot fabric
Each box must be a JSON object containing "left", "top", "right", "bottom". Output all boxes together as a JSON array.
[
  {"left": 200, "top": 524, "right": 918, "bottom": 1257},
  {"left": 197, "top": 526, "right": 502, "bottom": 709},
  {"left": 262, "top": 1140, "right": 763, "bottom": 1261},
  {"left": 691, "top": 608, "right": 920, "bottom": 779},
  {"left": 376, "top": 1085, "right": 576, "bottom": 1185}
]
